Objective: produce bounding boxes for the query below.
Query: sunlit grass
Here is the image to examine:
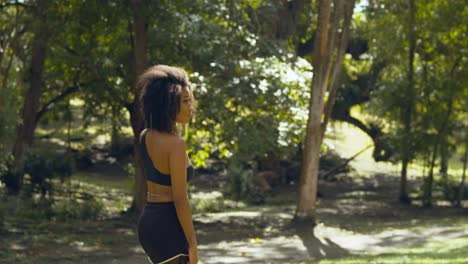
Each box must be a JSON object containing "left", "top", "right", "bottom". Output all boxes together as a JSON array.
[
  {"left": 312, "top": 255, "right": 468, "bottom": 264},
  {"left": 302, "top": 219, "right": 468, "bottom": 264},
  {"left": 73, "top": 173, "right": 133, "bottom": 195},
  {"left": 326, "top": 121, "right": 399, "bottom": 175},
  {"left": 327, "top": 120, "right": 466, "bottom": 182},
  {"left": 190, "top": 190, "right": 248, "bottom": 213},
  {"left": 36, "top": 99, "right": 134, "bottom": 150}
]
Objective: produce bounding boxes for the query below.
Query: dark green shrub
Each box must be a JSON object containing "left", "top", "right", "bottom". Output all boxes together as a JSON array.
[
  {"left": 23, "top": 149, "right": 75, "bottom": 196},
  {"left": 13, "top": 196, "right": 103, "bottom": 221},
  {"left": 0, "top": 205, "right": 4, "bottom": 231},
  {"left": 16, "top": 198, "right": 55, "bottom": 220},
  {"left": 226, "top": 163, "right": 265, "bottom": 205},
  {"left": 435, "top": 176, "right": 468, "bottom": 206},
  {"left": 0, "top": 158, "right": 17, "bottom": 190},
  {"left": 53, "top": 197, "right": 103, "bottom": 221},
  {"left": 71, "top": 148, "right": 94, "bottom": 170},
  {"left": 190, "top": 191, "right": 225, "bottom": 213}
]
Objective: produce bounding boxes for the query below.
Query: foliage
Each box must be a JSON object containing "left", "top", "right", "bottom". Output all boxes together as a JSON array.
[
  {"left": 189, "top": 56, "right": 311, "bottom": 167},
  {"left": 13, "top": 196, "right": 103, "bottom": 221},
  {"left": 226, "top": 162, "right": 265, "bottom": 205},
  {"left": 0, "top": 0, "right": 466, "bottom": 209},
  {"left": 53, "top": 197, "right": 103, "bottom": 221},
  {"left": 190, "top": 190, "right": 225, "bottom": 213},
  {"left": 364, "top": 0, "right": 468, "bottom": 199},
  {"left": 435, "top": 176, "right": 468, "bottom": 206},
  {"left": 0, "top": 10, "right": 21, "bottom": 169},
  {"left": 23, "top": 149, "right": 75, "bottom": 196}
]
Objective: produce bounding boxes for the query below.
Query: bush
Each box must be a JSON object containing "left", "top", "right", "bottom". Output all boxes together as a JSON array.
[
  {"left": 0, "top": 83, "right": 19, "bottom": 169},
  {"left": 14, "top": 196, "right": 103, "bottom": 221},
  {"left": 0, "top": 205, "right": 4, "bottom": 231},
  {"left": 71, "top": 148, "right": 94, "bottom": 170},
  {"left": 53, "top": 197, "right": 103, "bottom": 221},
  {"left": 24, "top": 150, "right": 75, "bottom": 195},
  {"left": 0, "top": 158, "right": 17, "bottom": 190},
  {"left": 16, "top": 198, "right": 55, "bottom": 220},
  {"left": 226, "top": 163, "right": 265, "bottom": 205},
  {"left": 190, "top": 191, "right": 225, "bottom": 213},
  {"left": 23, "top": 149, "right": 75, "bottom": 196},
  {"left": 435, "top": 176, "right": 468, "bottom": 206}
]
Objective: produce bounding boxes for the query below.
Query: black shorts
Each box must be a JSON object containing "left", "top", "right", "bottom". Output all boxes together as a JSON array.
[{"left": 137, "top": 202, "right": 188, "bottom": 263}]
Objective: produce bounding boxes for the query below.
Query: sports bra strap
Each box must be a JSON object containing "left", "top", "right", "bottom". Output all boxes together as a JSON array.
[{"left": 141, "top": 129, "right": 172, "bottom": 186}]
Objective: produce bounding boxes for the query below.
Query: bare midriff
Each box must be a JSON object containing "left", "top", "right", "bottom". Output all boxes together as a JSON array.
[{"left": 146, "top": 181, "right": 174, "bottom": 203}]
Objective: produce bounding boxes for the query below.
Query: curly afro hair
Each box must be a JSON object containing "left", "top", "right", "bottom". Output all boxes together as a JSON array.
[{"left": 138, "top": 65, "right": 191, "bottom": 133}]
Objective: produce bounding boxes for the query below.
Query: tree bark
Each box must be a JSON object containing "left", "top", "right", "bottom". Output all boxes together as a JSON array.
[
  {"left": 399, "top": 0, "right": 416, "bottom": 204},
  {"left": 423, "top": 96, "right": 454, "bottom": 207},
  {"left": 129, "top": 0, "right": 148, "bottom": 213},
  {"left": 295, "top": 0, "right": 331, "bottom": 223},
  {"left": 295, "top": 0, "right": 355, "bottom": 223},
  {"left": 439, "top": 138, "right": 449, "bottom": 179},
  {"left": 456, "top": 133, "right": 468, "bottom": 207},
  {"left": 9, "top": 0, "right": 49, "bottom": 193},
  {"left": 321, "top": 0, "right": 354, "bottom": 140}
]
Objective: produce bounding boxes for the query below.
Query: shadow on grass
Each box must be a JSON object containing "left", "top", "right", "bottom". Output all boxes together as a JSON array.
[
  {"left": 312, "top": 249, "right": 468, "bottom": 264},
  {"left": 0, "top": 213, "right": 150, "bottom": 264},
  {"left": 292, "top": 223, "right": 350, "bottom": 261}
]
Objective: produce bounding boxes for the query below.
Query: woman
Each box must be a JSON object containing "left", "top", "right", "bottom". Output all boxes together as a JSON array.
[{"left": 137, "top": 65, "right": 198, "bottom": 264}]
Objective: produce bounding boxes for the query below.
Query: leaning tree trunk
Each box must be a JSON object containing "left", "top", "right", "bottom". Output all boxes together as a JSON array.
[
  {"left": 9, "top": 0, "right": 49, "bottom": 193},
  {"left": 129, "top": 0, "right": 148, "bottom": 213},
  {"left": 295, "top": 0, "right": 355, "bottom": 224},
  {"left": 399, "top": 0, "right": 416, "bottom": 204}
]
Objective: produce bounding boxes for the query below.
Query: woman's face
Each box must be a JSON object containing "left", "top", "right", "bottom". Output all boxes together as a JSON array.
[{"left": 175, "top": 86, "right": 195, "bottom": 124}]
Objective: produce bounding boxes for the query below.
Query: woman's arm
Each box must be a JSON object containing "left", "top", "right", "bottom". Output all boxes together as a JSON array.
[{"left": 169, "top": 138, "right": 197, "bottom": 248}]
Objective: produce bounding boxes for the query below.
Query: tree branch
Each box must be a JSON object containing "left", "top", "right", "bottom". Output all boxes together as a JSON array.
[
  {"left": 35, "top": 82, "right": 85, "bottom": 123},
  {"left": 321, "top": 144, "right": 373, "bottom": 179}
]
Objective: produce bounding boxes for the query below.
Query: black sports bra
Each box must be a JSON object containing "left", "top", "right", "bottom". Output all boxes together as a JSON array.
[{"left": 141, "top": 129, "right": 194, "bottom": 186}]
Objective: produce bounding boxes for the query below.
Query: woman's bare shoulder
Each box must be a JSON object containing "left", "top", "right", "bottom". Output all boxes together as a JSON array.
[{"left": 167, "top": 135, "right": 186, "bottom": 148}]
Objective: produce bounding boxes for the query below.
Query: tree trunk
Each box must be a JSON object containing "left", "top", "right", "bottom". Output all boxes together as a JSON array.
[
  {"left": 423, "top": 140, "right": 438, "bottom": 207},
  {"left": 439, "top": 138, "right": 449, "bottom": 179},
  {"left": 423, "top": 97, "right": 454, "bottom": 207},
  {"left": 129, "top": 0, "right": 148, "bottom": 213},
  {"left": 110, "top": 105, "right": 121, "bottom": 155},
  {"left": 9, "top": 0, "right": 49, "bottom": 193},
  {"left": 295, "top": 0, "right": 355, "bottom": 224},
  {"left": 399, "top": 0, "right": 416, "bottom": 204},
  {"left": 456, "top": 133, "right": 468, "bottom": 207},
  {"left": 321, "top": 0, "right": 354, "bottom": 140}
]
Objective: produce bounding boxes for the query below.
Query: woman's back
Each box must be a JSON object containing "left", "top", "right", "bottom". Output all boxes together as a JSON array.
[{"left": 141, "top": 129, "right": 191, "bottom": 202}]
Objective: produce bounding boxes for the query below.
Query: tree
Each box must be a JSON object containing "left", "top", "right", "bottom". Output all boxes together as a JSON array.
[
  {"left": 0, "top": 1, "right": 24, "bottom": 169},
  {"left": 10, "top": 0, "right": 50, "bottom": 193},
  {"left": 129, "top": 0, "right": 147, "bottom": 212},
  {"left": 295, "top": 0, "right": 355, "bottom": 223},
  {"left": 397, "top": 0, "right": 416, "bottom": 204},
  {"left": 366, "top": 0, "right": 467, "bottom": 206}
]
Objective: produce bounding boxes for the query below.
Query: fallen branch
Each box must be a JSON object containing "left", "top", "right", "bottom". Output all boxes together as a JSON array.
[{"left": 321, "top": 144, "right": 373, "bottom": 179}]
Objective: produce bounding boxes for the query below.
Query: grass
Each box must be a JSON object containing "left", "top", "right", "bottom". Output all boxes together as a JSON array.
[
  {"left": 327, "top": 121, "right": 466, "bottom": 182},
  {"left": 2, "top": 111, "right": 467, "bottom": 263},
  {"left": 73, "top": 172, "right": 133, "bottom": 196},
  {"left": 0, "top": 170, "right": 138, "bottom": 264}
]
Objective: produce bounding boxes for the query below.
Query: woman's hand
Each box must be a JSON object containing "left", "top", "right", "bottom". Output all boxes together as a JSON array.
[{"left": 188, "top": 245, "right": 198, "bottom": 264}]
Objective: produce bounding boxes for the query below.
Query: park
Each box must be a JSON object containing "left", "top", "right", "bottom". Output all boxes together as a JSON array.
[{"left": 0, "top": 0, "right": 467, "bottom": 263}]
